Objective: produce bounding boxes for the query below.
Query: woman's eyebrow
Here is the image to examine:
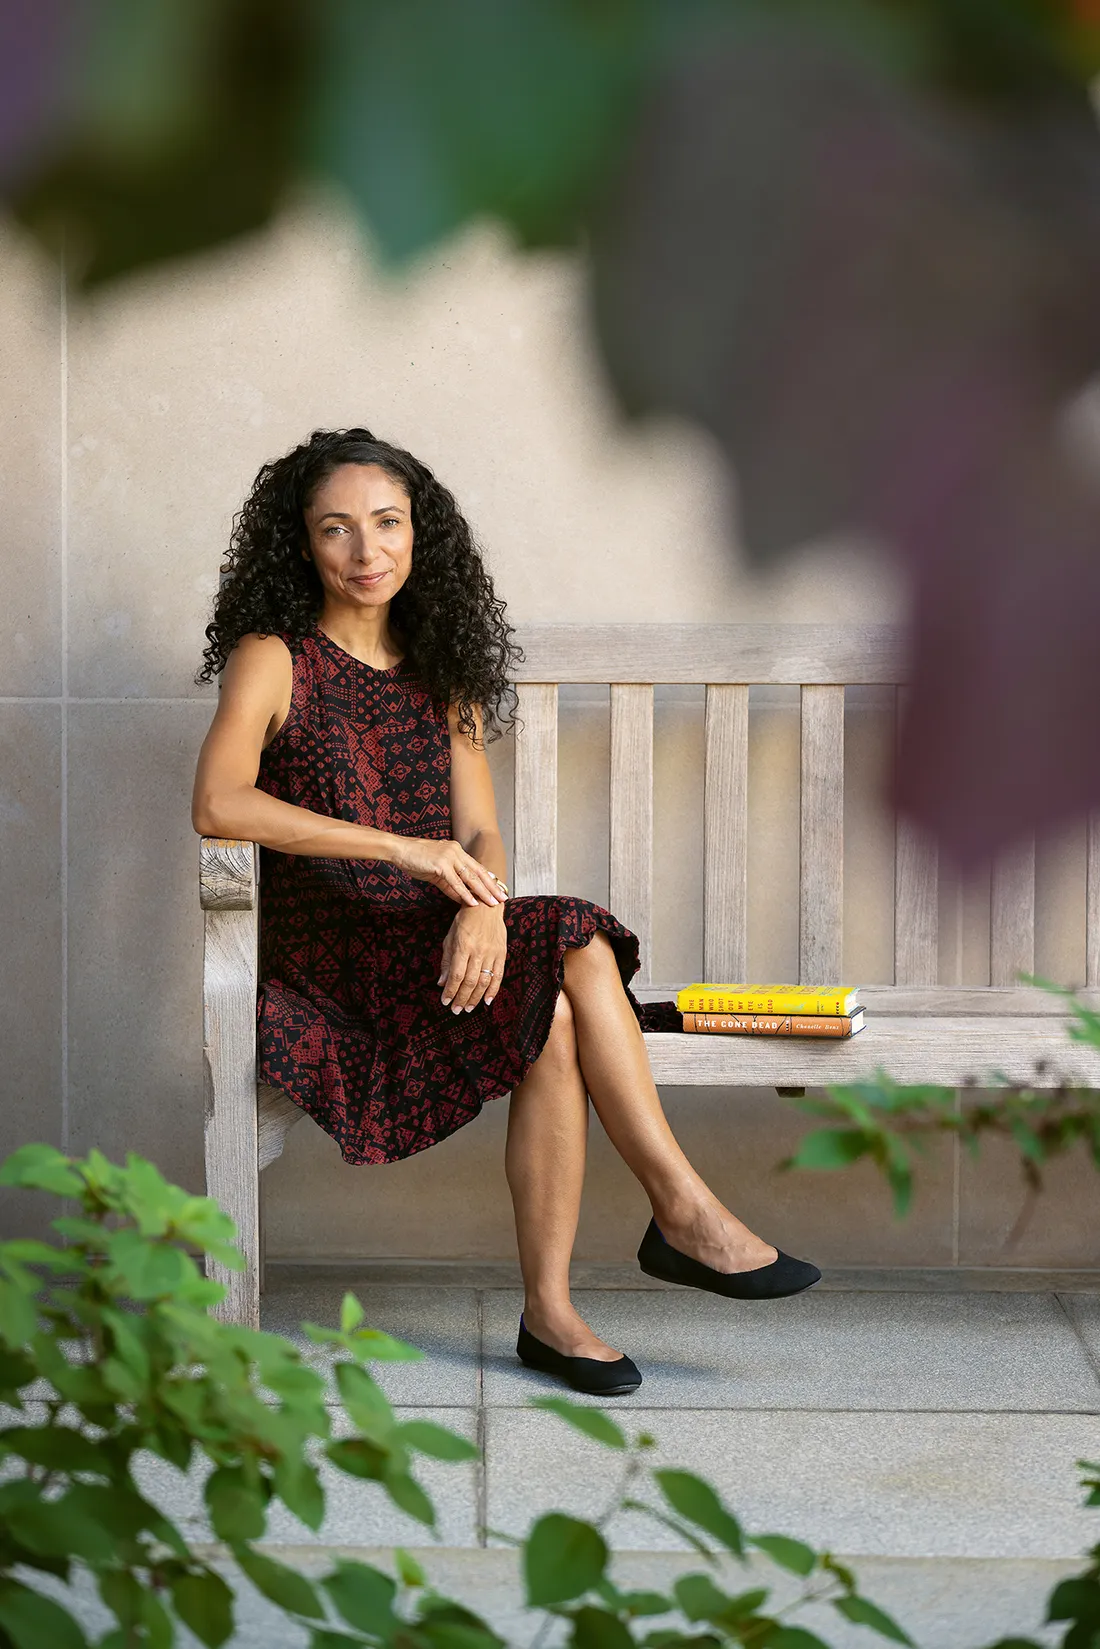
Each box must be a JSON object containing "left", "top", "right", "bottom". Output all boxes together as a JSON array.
[{"left": 314, "top": 505, "right": 407, "bottom": 522}]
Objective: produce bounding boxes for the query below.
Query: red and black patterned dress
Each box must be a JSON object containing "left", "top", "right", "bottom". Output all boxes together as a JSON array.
[{"left": 255, "top": 626, "right": 677, "bottom": 1165}]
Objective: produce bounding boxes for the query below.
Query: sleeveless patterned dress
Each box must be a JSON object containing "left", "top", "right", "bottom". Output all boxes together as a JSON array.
[{"left": 255, "top": 626, "right": 677, "bottom": 1165}]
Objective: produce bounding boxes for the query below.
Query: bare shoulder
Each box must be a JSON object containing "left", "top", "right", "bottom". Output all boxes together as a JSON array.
[
  {"left": 215, "top": 633, "right": 294, "bottom": 733},
  {"left": 229, "top": 631, "right": 293, "bottom": 674}
]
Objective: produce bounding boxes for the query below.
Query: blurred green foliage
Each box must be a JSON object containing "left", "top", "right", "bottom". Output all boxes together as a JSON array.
[
  {"left": 0, "top": 1141, "right": 916, "bottom": 1647},
  {"left": 10, "top": 0, "right": 1100, "bottom": 287},
  {"left": 782, "top": 980, "right": 1100, "bottom": 1220}
]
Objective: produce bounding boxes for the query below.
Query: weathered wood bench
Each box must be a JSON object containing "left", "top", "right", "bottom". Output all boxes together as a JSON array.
[{"left": 200, "top": 623, "right": 1100, "bottom": 1324}]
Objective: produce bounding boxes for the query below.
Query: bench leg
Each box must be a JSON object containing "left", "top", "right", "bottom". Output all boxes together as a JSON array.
[{"left": 202, "top": 906, "right": 260, "bottom": 1328}]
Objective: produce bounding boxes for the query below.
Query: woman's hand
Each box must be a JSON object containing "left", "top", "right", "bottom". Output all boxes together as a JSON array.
[
  {"left": 439, "top": 905, "right": 508, "bottom": 1012},
  {"left": 391, "top": 836, "right": 504, "bottom": 907}
]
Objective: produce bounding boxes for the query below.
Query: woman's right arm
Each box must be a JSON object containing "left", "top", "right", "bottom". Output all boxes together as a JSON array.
[{"left": 191, "top": 635, "right": 502, "bottom": 907}]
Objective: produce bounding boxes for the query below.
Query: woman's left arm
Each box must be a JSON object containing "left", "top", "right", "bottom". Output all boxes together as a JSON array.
[{"left": 438, "top": 707, "right": 509, "bottom": 1012}]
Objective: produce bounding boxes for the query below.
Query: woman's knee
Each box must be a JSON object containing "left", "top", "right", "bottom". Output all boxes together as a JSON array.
[{"left": 564, "top": 931, "right": 617, "bottom": 979}]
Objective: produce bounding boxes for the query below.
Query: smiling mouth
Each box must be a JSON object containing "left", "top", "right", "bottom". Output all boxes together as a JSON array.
[{"left": 350, "top": 572, "right": 388, "bottom": 585}]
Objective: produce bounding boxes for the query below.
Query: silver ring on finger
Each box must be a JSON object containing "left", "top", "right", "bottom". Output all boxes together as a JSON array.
[{"left": 480, "top": 969, "right": 493, "bottom": 976}]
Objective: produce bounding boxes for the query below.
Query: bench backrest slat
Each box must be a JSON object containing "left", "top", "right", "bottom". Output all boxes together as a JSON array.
[
  {"left": 894, "top": 819, "right": 939, "bottom": 985},
  {"left": 512, "top": 683, "right": 558, "bottom": 896},
  {"left": 799, "top": 685, "right": 845, "bottom": 983},
  {"left": 513, "top": 624, "right": 904, "bottom": 683},
  {"left": 609, "top": 685, "right": 655, "bottom": 980},
  {"left": 703, "top": 685, "right": 749, "bottom": 981},
  {"left": 990, "top": 837, "right": 1036, "bottom": 986},
  {"left": 1087, "top": 811, "right": 1100, "bottom": 986},
  {"left": 893, "top": 689, "right": 939, "bottom": 986}
]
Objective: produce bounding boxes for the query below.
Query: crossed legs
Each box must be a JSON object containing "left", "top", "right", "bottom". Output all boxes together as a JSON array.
[{"left": 505, "top": 932, "right": 776, "bottom": 1360}]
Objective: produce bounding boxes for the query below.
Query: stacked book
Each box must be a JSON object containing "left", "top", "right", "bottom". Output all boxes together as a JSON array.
[{"left": 677, "top": 984, "right": 865, "bottom": 1038}]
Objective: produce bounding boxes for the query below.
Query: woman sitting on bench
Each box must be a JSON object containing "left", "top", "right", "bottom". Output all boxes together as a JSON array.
[{"left": 191, "top": 427, "right": 820, "bottom": 1394}]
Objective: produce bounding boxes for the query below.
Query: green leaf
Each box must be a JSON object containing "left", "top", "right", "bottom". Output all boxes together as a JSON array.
[
  {"left": 653, "top": 1470, "right": 743, "bottom": 1555},
  {"left": 235, "top": 1546, "right": 326, "bottom": 1619},
  {"left": 170, "top": 1569, "right": 234, "bottom": 1649},
  {"left": 98, "top": 1567, "right": 145, "bottom": 1628},
  {"left": 399, "top": 1419, "right": 479, "bottom": 1461},
  {"left": 205, "top": 1463, "right": 268, "bottom": 1541},
  {"left": 323, "top": 1558, "right": 399, "bottom": 1632},
  {"left": 833, "top": 1594, "right": 914, "bottom": 1644},
  {"left": 326, "top": 1436, "right": 390, "bottom": 1481},
  {"left": 0, "top": 1347, "right": 37, "bottom": 1396},
  {"left": 274, "top": 1454, "right": 326, "bottom": 1531},
  {"left": 103, "top": 1227, "right": 192, "bottom": 1300},
  {"left": 788, "top": 1129, "right": 871, "bottom": 1170},
  {"left": 12, "top": 1492, "right": 118, "bottom": 1562},
  {"left": 883, "top": 1141, "right": 916, "bottom": 1220},
  {"left": 0, "top": 1425, "right": 107, "bottom": 1475},
  {"left": 1, "top": 1239, "right": 81, "bottom": 1272},
  {"left": 384, "top": 1468, "right": 436, "bottom": 1528},
  {"left": 673, "top": 1573, "right": 735, "bottom": 1622},
  {"left": 569, "top": 1604, "right": 636, "bottom": 1649},
  {"left": 139, "top": 1586, "right": 174, "bottom": 1649},
  {"left": 394, "top": 1547, "right": 427, "bottom": 1587},
  {"left": 335, "top": 1362, "right": 398, "bottom": 1443},
  {"left": 1048, "top": 1577, "right": 1100, "bottom": 1623},
  {"left": 752, "top": 1534, "right": 817, "bottom": 1577},
  {"left": 340, "top": 1292, "right": 365, "bottom": 1332},
  {"left": 0, "top": 1281, "right": 38, "bottom": 1348},
  {"left": 102, "top": 1306, "right": 151, "bottom": 1383},
  {"left": 524, "top": 1513, "right": 608, "bottom": 1607},
  {"left": 617, "top": 1591, "right": 673, "bottom": 1618},
  {"left": 65, "top": 1480, "right": 189, "bottom": 1558},
  {"left": 528, "top": 1397, "right": 627, "bottom": 1450},
  {"left": 0, "top": 1579, "right": 89, "bottom": 1649},
  {"left": 304, "top": 1322, "right": 423, "bottom": 1361},
  {"left": 0, "top": 1144, "right": 84, "bottom": 1197}
]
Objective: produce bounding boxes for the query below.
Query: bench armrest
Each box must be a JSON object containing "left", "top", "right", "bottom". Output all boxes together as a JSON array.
[{"left": 199, "top": 838, "right": 258, "bottom": 911}]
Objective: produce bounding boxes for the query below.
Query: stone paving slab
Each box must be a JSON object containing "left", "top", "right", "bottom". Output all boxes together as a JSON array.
[
  {"left": 485, "top": 1407, "right": 1100, "bottom": 1559},
  {"left": 128, "top": 1406, "right": 480, "bottom": 1549},
  {"left": 259, "top": 1280, "right": 480, "bottom": 1407},
  {"left": 482, "top": 1288, "right": 1100, "bottom": 1411},
  {"left": 1057, "top": 1293, "right": 1100, "bottom": 1367},
  {"left": 13, "top": 1546, "right": 1077, "bottom": 1648}
]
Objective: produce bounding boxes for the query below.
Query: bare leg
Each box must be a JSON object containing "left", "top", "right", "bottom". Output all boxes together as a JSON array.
[
  {"left": 561, "top": 934, "right": 778, "bottom": 1273},
  {"left": 506, "top": 993, "right": 623, "bottom": 1362}
]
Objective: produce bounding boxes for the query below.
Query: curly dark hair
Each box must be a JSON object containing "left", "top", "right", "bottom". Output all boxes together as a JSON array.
[{"left": 197, "top": 427, "right": 521, "bottom": 743}]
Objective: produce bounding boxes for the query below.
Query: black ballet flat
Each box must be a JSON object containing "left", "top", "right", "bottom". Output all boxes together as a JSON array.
[
  {"left": 517, "top": 1317, "right": 642, "bottom": 1396},
  {"left": 638, "top": 1218, "right": 821, "bottom": 1300}
]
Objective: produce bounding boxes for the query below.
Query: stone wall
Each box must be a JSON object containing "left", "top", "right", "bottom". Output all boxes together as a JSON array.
[{"left": 2, "top": 196, "right": 1093, "bottom": 1267}]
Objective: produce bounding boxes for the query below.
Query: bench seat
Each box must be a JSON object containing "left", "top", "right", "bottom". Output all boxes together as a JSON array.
[{"left": 642, "top": 1018, "right": 1100, "bottom": 1089}]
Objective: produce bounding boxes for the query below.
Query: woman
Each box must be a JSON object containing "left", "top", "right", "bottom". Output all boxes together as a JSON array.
[{"left": 192, "top": 428, "right": 820, "bottom": 1396}]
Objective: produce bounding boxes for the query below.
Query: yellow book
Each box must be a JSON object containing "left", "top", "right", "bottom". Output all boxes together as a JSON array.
[{"left": 676, "top": 983, "right": 861, "bottom": 1016}]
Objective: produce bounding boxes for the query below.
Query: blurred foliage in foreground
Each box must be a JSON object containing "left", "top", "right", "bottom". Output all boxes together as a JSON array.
[
  {"left": 7, "top": 0, "right": 1100, "bottom": 860},
  {"left": 786, "top": 979, "right": 1100, "bottom": 1222},
  {"left": 0, "top": 1140, "right": 914, "bottom": 1647}
]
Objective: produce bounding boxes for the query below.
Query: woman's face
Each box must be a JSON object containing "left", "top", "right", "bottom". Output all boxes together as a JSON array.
[{"left": 303, "top": 462, "right": 414, "bottom": 610}]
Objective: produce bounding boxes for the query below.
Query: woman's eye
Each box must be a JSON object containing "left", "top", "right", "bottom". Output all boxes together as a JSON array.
[
  {"left": 380, "top": 517, "right": 399, "bottom": 529},
  {"left": 323, "top": 525, "right": 345, "bottom": 536}
]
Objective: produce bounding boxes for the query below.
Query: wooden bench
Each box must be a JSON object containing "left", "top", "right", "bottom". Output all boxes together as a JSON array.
[{"left": 200, "top": 623, "right": 1100, "bottom": 1324}]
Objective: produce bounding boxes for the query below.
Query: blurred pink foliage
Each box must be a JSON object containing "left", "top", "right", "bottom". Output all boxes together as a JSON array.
[
  {"left": 592, "top": 19, "right": 1100, "bottom": 861},
  {"left": 6, "top": 1, "right": 1100, "bottom": 863}
]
